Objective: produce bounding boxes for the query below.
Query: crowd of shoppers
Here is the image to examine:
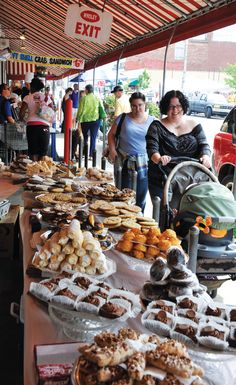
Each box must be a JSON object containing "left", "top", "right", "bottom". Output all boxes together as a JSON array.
[{"left": 0, "top": 79, "right": 212, "bottom": 212}]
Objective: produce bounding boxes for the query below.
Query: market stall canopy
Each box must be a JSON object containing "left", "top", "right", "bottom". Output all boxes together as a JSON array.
[
  {"left": 1, "top": 0, "right": 236, "bottom": 79},
  {"left": 128, "top": 79, "right": 139, "bottom": 87}
]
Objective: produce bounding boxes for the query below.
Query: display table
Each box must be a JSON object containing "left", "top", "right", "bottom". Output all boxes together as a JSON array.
[{"left": 20, "top": 209, "right": 236, "bottom": 385}]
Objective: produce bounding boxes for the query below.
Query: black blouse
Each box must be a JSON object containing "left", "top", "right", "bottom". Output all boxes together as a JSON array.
[{"left": 146, "top": 120, "right": 211, "bottom": 185}]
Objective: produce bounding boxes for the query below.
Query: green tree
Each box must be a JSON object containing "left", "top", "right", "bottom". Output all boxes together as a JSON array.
[
  {"left": 138, "top": 69, "right": 151, "bottom": 90},
  {"left": 146, "top": 102, "right": 160, "bottom": 118},
  {"left": 224, "top": 64, "right": 236, "bottom": 90}
]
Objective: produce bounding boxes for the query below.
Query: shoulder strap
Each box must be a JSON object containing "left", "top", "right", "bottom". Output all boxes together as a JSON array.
[
  {"left": 0, "top": 98, "right": 7, "bottom": 119},
  {"left": 115, "top": 112, "right": 126, "bottom": 140}
]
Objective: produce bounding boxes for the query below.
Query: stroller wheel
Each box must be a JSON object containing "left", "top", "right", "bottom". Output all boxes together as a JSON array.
[{"left": 208, "top": 289, "right": 218, "bottom": 299}]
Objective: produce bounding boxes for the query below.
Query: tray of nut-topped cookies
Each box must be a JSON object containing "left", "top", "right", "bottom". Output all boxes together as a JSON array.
[{"left": 71, "top": 328, "right": 206, "bottom": 385}]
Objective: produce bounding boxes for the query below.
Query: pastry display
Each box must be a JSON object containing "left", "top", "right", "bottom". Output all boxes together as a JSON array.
[
  {"left": 31, "top": 220, "right": 110, "bottom": 276},
  {"left": 116, "top": 228, "right": 181, "bottom": 261},
  {"left": 29, "top": 274, "right": 141, "bottom": 321},
  {"left": 24, "top": 175, "right": 74, "bottom": 194},
  {"left": 36, "top": 192, "right": 87, "bottom": 206},
  {"left": 26, "top": 157, "right": 57, "bottom": 176},
  {"left": 142, "top": 291, "right": 236, "bottom": 351},
  {"left": 8, "top": 155, "right": 33, "bottom": 174},
  {"left": 74, "top": 328, "right": 204, "bottom": 385},
  {"left": 140, "top": 247, "right": 202, "bottom": 304},
  {"left": 86, "top": 167, "right": 113, "bottom": 181}
]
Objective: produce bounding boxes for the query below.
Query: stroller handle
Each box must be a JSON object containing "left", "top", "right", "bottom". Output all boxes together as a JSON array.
[{"left": 162, "top": 160, "right": 218, "bottom": 207}]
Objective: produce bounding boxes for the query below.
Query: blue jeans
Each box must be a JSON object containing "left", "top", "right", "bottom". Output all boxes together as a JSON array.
[
  {"left": 121, "top": 159, "right": 148, "bottom": 212},
  {"left": 81, "top": 120, "right": 100, "bottom": 157}
]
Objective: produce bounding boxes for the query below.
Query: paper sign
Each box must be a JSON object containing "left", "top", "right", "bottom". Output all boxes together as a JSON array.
[
  {"left": 9, "top": 52, "right": 84, "bottom": 69},
  {"left": 65, "top": 4, "right": 113, "bottom": 45}
]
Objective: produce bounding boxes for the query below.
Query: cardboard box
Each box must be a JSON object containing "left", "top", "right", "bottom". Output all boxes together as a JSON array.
[{"left": 0, "top": 205, "right": 20, "bottom": 258}]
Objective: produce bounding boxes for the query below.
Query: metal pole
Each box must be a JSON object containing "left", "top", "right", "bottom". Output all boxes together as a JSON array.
[
  {"left": 78, "top": 136, "right": 83, "bottom": 168},
  {"left": 115, "top": 49, "right": 124, "bottom": 86},
  {"left": 64, "top": 98, "right": 73, "bottom": 164},
  {"left": 152, "top": 196, "right": 161, "bottom": 223},
  {"left": 116, "top": 165, "right": 122, "bottom": 190},
  {"left": 187, "top": 225, "right": 200, "bottom": 274},
  {"left": 101, "top": 118, "right": 106, "bottom": 170},
  {"left": 161, "top": 23, "right": 178, "bottom": 98},
  {"left": 51, "top": 121, "right": 56, "bottom": 160},
  {"left": 84, "top": 143, "right": 88, "bottom": 169},
  {"left": 181, "top": 39, "right": 188, "bottom": 92}
]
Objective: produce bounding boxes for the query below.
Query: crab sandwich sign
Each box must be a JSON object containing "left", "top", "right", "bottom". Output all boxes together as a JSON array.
[
  {"left": 9, "top": 52, "right": 84, "bottom": 70},
  {"left": 65, "top": 5, "right": 113, "bottom": 44}
]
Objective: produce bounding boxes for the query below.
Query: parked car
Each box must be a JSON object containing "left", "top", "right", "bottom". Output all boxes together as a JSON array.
[
  {"left": 213, "top": 107, "right": 236, "bottom": 189},
  {"left": 188, "top": 93, "right": 232, "bottom": 118}
]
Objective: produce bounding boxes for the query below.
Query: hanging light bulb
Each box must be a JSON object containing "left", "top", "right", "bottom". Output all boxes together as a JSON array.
[
  {"left": 19, "top": 28, "right": 26, "bottom": 40},
  {"left": 20, "top": 40, "right": 26, "bottom": 50}
]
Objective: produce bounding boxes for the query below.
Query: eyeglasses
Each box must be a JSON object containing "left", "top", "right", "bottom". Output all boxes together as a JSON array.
[{"left": 168, "top": 104, "right": 182, "bottom": 111}]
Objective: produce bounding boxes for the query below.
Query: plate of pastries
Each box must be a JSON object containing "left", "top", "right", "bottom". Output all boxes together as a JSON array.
[
  {"left": 38, "top": 209, "right": 115, "bottom": 251},
  {"left": 29, "top": 273, "right": 141, "bottom": 323},
  {"left": 35, "top": 192, "right": 88, "bottom": 207},
  {"left": 140, "top": 246, "right": 236, "bottom": 352},
  {"left": 72, "top": 182, "right": 136, "bottom": 202},
  {"left": 30, "top": 219, "right": 115, "bottom": 279},
  {"left": 71, "top": 328, "right": 206, "bottom": 385},
  {"left": 116, "top": 228, "right": 181, "bottom": 261},
  {"left": 24, "top": 175, "right": 74, "bottom": 194}
]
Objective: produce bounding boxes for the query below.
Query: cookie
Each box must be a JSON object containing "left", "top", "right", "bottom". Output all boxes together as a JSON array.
[
  {"left": 136, "top": 216, "right": 155, "bottom": 222},
  {"left": 124, "top": 205, "right": 141, "bottom": 213},
  {"left": 139, "top": 221, "right": 159, "bottom": 227},
  {"left": 48, "top": 187, "right": 64, "bottom": 193},
  {"left": 121, "top": 221, "right": 141, "bottom": 229},
  {"left": 103, "top": 217, "right": 122, "bottom": 227}
]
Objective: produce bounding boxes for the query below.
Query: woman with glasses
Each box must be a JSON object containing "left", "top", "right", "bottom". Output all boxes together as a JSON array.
[
  {"left": 108, "top": 92, "right": 155, "bottom": 211},
  {"left": 146, "top": 90, "right": 211, "bottom": 200}
]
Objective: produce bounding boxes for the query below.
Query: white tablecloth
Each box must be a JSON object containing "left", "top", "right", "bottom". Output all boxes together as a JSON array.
[{"left": 20, "top": 210, "right": 236, "bottom": 385}]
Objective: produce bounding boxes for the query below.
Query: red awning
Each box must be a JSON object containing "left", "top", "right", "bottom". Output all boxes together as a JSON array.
[{"left": 1, "top": 0, "right": 236, "bottom": 79}]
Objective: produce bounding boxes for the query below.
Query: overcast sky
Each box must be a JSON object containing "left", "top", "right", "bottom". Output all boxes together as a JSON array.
[{"left": 212, "top": 24, "right": 236, "bottom": 42}]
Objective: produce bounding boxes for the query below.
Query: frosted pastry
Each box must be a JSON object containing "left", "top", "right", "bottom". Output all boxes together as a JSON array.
[
  {"left": 85, "top": 266, "right": 96, "bottom": 275},
  {"left": 166, "top": 246, "right": 186, "bottom": 269},
  {"left": 67, "top": 219, "right": 82, "bottom": 239},
  {"left": 62, "top": 243, "right": 74, "bottom": 255},
  {"left": 77, "top": 248, "right": 86, "bottom": 257},
  {"left": 66, "top": 253, "right": 78, "bottom": 265},
  {"left": 80, "top": 255, "right": 91, "bottom": 267},
  {"left": 150, "top": 257, "right": 170, "bottom": 282}
]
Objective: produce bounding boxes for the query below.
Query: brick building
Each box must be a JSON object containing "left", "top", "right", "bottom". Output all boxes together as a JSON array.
[{"left": 124, "top": 30, "right": 236, "bottom": 93}]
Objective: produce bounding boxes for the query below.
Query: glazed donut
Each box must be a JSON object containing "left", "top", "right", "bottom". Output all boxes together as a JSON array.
[
  {"left": 159, "top": 239, "right": 172, "bottom": 252},
  {"left": 123, "top": 231, "right": 136, "bottom": 241},
  {"left": 134, "top": 234, "right": 147, "bottom": 243},
  {"left": 148, "top": 227, "right": 161, "bottom": 237},
  {"left": 132, "top": 250, "right": 145, "bottom": 259},
  {"left": 147, "top": 246, "right": 159, "bottom": 257},
  {"left": 116, "top": 240, "right": 133, "bottom": 253},
  {"left": 161, "top": 229, "right": 177, "bottom": 239},
  {"left": 133, "top": 243, "right": 147, "bottom": 252}
]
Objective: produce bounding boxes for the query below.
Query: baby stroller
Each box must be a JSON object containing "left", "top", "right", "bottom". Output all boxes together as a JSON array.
[{"left": 155, "top": 156, "right": 236, "bottom": 297}]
